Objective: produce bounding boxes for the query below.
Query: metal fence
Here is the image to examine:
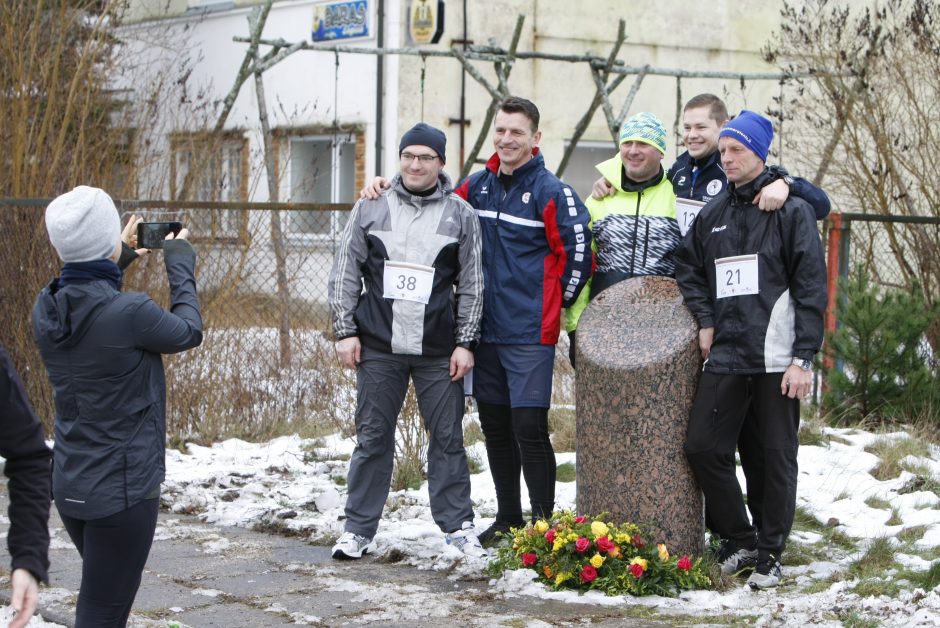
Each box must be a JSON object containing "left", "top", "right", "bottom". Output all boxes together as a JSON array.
[
  {"left": 2, "top": 198, "right": 937, "bottom": 440},
  {"left": 823, "top": 213, "right": 940, "bottom": 353},
  {"left": 0, "top": 199, "right": 361, "bottom": 442}
]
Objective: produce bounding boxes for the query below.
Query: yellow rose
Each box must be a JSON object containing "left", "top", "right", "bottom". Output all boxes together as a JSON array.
[
  {"left": 590, "top": 553, "right": 605, "bottom": 568},
  {"left": 657, "top": 543, "right": 669, "bottom": 562},
  {"left": 553, "top": 538, "right": 566, "bottom": 552},
  {"left": 630, "top": 557, "right": 648, "bottom": 571},
  {"left": 590, "top": 521, "right": 609, "bottom": 538},
  {"left": 534, "top": 520, "right": 549, "bottom": 534}
]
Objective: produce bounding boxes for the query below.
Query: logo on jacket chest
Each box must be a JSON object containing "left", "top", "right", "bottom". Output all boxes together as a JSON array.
[
  {"left": 707, "top": 179, "right": 723, "bottom": 196},
  {"left": 522, "top": 192, "right": 531, "bottom": 204}
]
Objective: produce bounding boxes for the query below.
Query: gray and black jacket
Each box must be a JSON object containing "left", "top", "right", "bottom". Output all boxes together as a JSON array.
[
  {"left": 32, "top": 240, "right": 202, "bottom": 520},
  {"left": 329, "top": 173, "right": 483, "bottom": 356},
  {"left": 675, "top": 169, "right": 827, "bottom": 373}
]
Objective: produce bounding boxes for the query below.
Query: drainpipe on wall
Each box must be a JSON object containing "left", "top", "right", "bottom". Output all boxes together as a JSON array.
[
  {"left": 459, "top": 0, "right": 467, "bottom": 171},
  {"left": 374, "top": 0, "right": 385, "bottom": 175}
]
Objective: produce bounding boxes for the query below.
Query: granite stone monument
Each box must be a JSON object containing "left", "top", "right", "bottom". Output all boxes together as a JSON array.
[{"left": 575, "top": 276, "right": 704, "bottom": 557}]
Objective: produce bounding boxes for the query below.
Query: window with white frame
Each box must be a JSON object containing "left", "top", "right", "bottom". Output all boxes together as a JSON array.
[
  {"left": 171, "top": 133, "right": 248, "bottom": 241},
  {"left": 287, "top": 132, "right": 356, "bottom": 238},
  {"left": 560, "top": 140, "right": 617, "bottom": 201}
]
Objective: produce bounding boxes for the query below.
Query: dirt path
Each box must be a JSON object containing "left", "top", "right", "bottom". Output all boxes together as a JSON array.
[{"left": 0, "top": 490, "right": 668, "bottom": 627}]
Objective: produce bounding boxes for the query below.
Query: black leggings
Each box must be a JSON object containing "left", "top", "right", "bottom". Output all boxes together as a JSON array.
[
  {"left": 478, "top": 403, "right": 556, "bottom": 522},
  {"left": 59, "top": 498, "right": 160, "bottom": 628}
]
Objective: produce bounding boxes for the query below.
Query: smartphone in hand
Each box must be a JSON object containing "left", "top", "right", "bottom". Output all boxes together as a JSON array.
[{"left": 137, "top": 222, "right": 183, "bottom": 249}]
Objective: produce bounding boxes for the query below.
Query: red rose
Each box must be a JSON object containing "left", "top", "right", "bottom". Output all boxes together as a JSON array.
[
  {"left": 630, "top": 563, "right": 644, "bottom": 579},
  {"left": 596, "top": 536, "right": 615, "bottom": 553},
  {"left": 632, "top": 533, "right": 645, "bottom": 548},
  {"left": 545, "top": 529, "right": 555, "bottom": 544},
  {"left": 575, "top": 537, "right": 591, "bottom": 553},
  {"left": 677, "top": 555, "right": 692, "bottom": 572},
  {"left": 575, "top": 515, "right": 588, "bottom": 524},
  {"left": 522, "top": 552, "right": 538, "bottom": 567},
  {"left": 580, "top": 564, "right": 597, "bottom": 582}
]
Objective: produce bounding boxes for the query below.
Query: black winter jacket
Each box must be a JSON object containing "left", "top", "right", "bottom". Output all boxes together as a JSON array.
[
  {"left": 32, "top": 241, "right": 202, "bottom": 520},
  {"left": 675, "top": 170, "right": 827, "bottom": 374},
  {"left": 0, "top": 344, "right": 51, "bottom": 582}
]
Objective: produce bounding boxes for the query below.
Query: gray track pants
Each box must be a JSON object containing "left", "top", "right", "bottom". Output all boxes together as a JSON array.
[{"left": 343, "top": 346, "right": 474, "bottom": 538}]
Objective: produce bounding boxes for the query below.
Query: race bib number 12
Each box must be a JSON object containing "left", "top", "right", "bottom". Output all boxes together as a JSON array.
[
  {"left": 383, "top": 260, "right": 435, "bottom": 304},
  {"left": 715, "top": 254, "right": 759, "bottom": 299},
  {"left": 676, "top": 198, "right": 706, "bottom": 237}
]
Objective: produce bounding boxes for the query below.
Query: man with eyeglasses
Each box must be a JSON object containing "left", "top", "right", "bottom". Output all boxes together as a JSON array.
[
  {"left": 328, "top": 122, "right": 487, "bottom": 560},
  {"left": 361, "top": 98, "right": 593, "bottom": 545}
]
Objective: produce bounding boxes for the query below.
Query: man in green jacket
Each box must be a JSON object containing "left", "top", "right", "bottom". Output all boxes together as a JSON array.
[{"left": 565, "top": 112, "right": 678, "bottom": 365}]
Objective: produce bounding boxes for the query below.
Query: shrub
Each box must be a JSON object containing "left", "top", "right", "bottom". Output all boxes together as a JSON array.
[{"left": 823, "top": 270, "right": 939, "bottom": 425}]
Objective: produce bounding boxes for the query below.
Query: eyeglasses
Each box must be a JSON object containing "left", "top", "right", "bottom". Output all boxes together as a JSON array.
[{"left": 400, "top": 152, "right": 438, "bottom": 163}]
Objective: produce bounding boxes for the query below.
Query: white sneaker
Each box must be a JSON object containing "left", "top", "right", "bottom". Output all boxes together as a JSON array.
[
  {"left": 332, "top": 531, "right": 376, "bottom": 560},
  {"left": 446, "top": 521, "right": 489, "bottom": 559},
  {"left": 747, "top": 555, "right": 782, "bottom": 589}
]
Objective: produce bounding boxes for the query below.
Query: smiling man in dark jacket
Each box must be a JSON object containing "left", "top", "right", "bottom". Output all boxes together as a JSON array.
[
  {"left": 33, "top": 185, "right": 202, "bottom": 627},
  {"left": 675, "top": 111, "right": 826, "bottom": 590}
]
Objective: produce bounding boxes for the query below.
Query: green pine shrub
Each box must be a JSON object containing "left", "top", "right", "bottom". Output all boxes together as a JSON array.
[{"left": 823, "top": 270, "right": 939, "bottom": 426}]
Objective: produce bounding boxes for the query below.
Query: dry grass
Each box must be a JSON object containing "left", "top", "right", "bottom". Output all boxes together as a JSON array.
[
  {"left": 549, "top": 406, "right": 577, "bottom": 453},
  {"left": 865, "top": 435, "right": 932, "bottom": 480}
]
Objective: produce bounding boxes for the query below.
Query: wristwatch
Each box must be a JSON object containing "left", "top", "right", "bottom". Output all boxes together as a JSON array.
[
  {"left": 791, "top": 357, "right": 812, "bottom": 371},
  {"left": 782, "top": 175, "right": 794, "bottom": 186}
]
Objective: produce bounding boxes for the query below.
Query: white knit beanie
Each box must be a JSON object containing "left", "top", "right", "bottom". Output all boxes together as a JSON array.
[{"left": 45, "top": 186, "right": 121, "bottom": 263}]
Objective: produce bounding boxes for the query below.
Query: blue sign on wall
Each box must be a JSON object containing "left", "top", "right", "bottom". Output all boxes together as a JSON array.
[{"left": 312, "top": 1, "right": 370, "bottom": 42}]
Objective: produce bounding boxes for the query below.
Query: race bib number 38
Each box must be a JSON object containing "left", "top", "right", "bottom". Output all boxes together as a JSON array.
[
  {"left": 383, "top": 260, "right": 435, "bottom": 304},
  {"left": 715, "top": 254, "right": 759, "bottom": 299}
]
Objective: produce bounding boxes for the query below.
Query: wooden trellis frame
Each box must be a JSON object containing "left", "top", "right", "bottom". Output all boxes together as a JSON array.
[{"left": 222, "top": 3, "right": 808, "bottom": 182}]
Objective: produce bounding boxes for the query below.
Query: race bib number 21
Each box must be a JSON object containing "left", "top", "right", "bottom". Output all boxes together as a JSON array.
[{"left": 715, "top": 254, "right": 759, "bottom": 299}]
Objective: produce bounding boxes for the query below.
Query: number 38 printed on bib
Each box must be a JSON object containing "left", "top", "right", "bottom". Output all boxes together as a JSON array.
[
  {"left": 714, "top": 254, "right": 759, "bottom": 299},
  {"left": 383, "top": 260, "right": 436, "bottom": 304}
]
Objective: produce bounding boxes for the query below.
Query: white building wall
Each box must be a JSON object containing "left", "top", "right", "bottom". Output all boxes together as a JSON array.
[
  {"left": 116, "top": 0, "right": 803, "bottom": 305},
  {"left": 121, "top": 0, "right": 797, "bottom": 193},
  {"left": 119, "top": 0, "right": 378, "bottom": 200},
  {"left": 393, "top": 0, "right": 789, "bottom": 192}
]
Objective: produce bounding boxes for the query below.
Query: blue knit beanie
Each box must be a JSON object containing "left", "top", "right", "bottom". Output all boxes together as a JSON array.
[
  {"left": 719, "top": 110, "right": 773, "bottom": 161},
  {"left": 399, "top": 122, "right": 446, "bottom": 163},
  {"left": 619, "top": 112, "right": 667, "bottom": 155}
]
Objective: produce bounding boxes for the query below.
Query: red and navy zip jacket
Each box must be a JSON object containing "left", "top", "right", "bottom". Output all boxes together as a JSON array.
[{"left": 455, "top": 149, "right": 593, "bottom": 345}]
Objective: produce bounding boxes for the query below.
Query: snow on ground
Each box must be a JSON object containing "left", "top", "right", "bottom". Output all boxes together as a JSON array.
[
  {"left": 152, "top": 422, "right": 940, "bottom": 626},
  {"left": 6, "top": 423, "right": 937, "bottom": 626}
]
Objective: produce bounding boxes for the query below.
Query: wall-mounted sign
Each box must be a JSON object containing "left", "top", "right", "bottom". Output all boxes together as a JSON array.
[
  {"left": 406, "top": 0, "right": 444, "bottom": 45},
  {"left": 312, "top": 1, "right": 370, "bottom": 42}
]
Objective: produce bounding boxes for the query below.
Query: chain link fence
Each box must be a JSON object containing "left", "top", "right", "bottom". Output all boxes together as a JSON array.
[
  {"left": 0, "top": 199, "right": 362, "bottom": 443},
  {"left": 825, "top": 213, "right": 940, "bottom": 353},
  {"left": 5, "top": 199, "right": 935, "bottom": 442}
]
